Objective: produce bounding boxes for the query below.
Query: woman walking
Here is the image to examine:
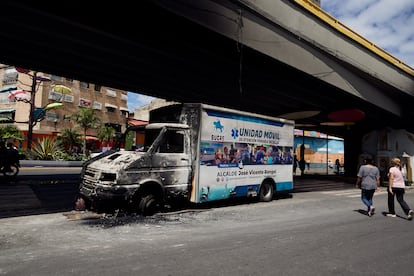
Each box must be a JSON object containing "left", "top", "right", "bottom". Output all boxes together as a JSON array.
[
  {"left": 387, "top": 157, "right": 413, "bottom": 220},
  {"left": 355, "top": 158, "right": 380, "bottom": 217}
]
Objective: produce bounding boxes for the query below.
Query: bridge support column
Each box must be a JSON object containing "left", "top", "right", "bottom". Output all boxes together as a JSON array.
[{"left": 343, "top": 128, "right": 364, "bottom": 177}]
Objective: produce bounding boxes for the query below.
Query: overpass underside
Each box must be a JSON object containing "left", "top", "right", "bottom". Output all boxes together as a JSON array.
[{"left": 1, "top": 0, "right": 414, "bottom": 175}]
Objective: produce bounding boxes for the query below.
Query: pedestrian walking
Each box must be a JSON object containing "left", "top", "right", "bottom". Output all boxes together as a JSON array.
[
  {"left": 386, "top": 157, "right": 413, "bottom": 220},
  {"left": 355, "top": 158, "right": 380, "bottom": 217},
  {"left": 335, "top": 159, "right": 341, "bottom": 175}
]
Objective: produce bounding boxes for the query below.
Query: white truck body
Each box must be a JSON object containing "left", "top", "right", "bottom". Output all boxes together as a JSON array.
[{"left": 79, "top": 103, "right": 294, "bottom": 215}]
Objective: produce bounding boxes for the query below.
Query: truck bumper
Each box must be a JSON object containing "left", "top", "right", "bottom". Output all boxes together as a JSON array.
[{"left": 79, "top": 183, "right": 139, "bottom": 211}]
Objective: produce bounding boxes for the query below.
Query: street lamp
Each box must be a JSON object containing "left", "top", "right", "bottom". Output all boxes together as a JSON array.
[
  {"left": 7, "top": 68, "right": 67, "bottom": 152},
  {"left": 1, "top": 69, "right": 47, "bottom": 151},
  {"left": 1, "top": 67, "right": 72, "bottom": 153}
]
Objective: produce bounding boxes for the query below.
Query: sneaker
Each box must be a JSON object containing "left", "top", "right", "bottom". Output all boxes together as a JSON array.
[
  {"left": 408, "top": 210, "right": 414, "bottom": 221},
  {"left": 386, "top": 213, "right": 396, "bottom": 218},
  {"left": 368, "top": 206, "right": 375, "bottom": 217}
]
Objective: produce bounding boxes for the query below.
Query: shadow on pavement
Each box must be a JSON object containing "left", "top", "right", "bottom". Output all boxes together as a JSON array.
[{"left": 0, "top": 174, "right": 355, "bottom": 219}]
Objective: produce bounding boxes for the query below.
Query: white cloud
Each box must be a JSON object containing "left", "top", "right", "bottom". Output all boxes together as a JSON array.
[
  {"left": 127, "top": 92, "right": 155, "bottom": 112},
  {"left": 322, "top": 0, "right": 414, "bottom": 68}
]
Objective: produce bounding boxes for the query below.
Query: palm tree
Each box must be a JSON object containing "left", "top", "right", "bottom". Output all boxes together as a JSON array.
[
  {"left": 57, "top": 128, "right": 82, "bottom": 154},
  {"left": 97, "top": 125, "right": 115, "bottom": 150},
  {"left": 73, "top": 107, "right": 101, "bottom": 155}
]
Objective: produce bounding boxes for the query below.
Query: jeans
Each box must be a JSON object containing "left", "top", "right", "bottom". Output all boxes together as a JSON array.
[
  {"left": 361, "top": 189, "right": 375, "bottom": 210},
  {"left": 388, "top": 187, "right": 411, "bottom": 215}
]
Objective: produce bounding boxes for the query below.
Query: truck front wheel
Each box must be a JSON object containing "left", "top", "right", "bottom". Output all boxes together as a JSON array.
[{"left": 139, "top": 194, "right": 160, "bottom": 216}]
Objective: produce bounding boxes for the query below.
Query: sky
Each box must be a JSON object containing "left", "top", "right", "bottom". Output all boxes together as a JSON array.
[
  {"left": 321, "top": 0, "right": 414, "bottom": 67},
  {"left": 127, "top": 93, "right": 155, "bottom": 112},
  {"left": 127, "top": 0, "right": 414, "bottom": 111}
]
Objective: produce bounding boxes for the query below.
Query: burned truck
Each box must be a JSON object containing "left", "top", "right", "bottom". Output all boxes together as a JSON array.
[{"left": 78, "top": 103, "right": 294, "bottom": 215}]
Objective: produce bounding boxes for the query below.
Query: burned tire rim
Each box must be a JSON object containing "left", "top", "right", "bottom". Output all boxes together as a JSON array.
[{"left": 139, "top": 194, "right": 159, "bottom": 216}]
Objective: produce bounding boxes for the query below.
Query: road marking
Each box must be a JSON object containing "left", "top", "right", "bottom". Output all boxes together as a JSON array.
[{"left": 321, "top": 190, "right": 361, "bottom": 198}]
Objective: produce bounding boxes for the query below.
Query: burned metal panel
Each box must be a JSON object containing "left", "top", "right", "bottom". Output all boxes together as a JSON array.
[
  {"left": 180, "top": 104, "right": 203, "bottom": 200},
  {"left": 149, "top": 103, "right": 203, "bottom": 198},
  {"left": 151, "top": 152, "right": 191, "bottom": 191}
]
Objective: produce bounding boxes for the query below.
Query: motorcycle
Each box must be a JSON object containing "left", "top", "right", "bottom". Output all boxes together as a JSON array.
[{"left": 1, "top": 162, "right": 19, "bottom": 177}]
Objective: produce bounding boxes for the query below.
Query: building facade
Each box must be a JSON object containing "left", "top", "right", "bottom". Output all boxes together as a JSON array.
[{"left": 0, "top": 64, "right": 129, "bottom": 151}]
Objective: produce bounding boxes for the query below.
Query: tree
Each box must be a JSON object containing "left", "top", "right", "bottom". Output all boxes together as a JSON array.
[
  {"left": 0, "top": 125, "right": 23, "bottom": 143},
  {"left": 57, "top": 128, "right": 82, "bottom": 154},
  {"left": 73, "top": 107, "right": 101, "bottom": 156},
  {"left": 97, "top": 125, "right": 115, "bottom": 150}
]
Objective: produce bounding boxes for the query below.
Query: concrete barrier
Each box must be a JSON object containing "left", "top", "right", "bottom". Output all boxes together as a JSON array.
[{"left": 20, "top": 160, "right": 83, "bottom": 167}]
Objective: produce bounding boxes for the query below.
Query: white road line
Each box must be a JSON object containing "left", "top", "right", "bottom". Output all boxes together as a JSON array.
[{"left": 321, "top": 190, "right": 360, "bottom": 197}]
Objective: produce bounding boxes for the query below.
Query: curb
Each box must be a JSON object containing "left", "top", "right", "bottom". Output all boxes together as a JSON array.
[{"left": 20, "top": 160, "right": 83, "bottom": 167}]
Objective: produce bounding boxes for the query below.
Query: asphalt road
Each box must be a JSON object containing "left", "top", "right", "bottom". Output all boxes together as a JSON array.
[
  {"left": 0, "top": 167, "right": 355, "bottom": 219},
  {"left": 1, "top": 186, "right": 414, "bottom": 275},
  {"left": 0, "top": 167, "right": 81, "bottom": 218}
]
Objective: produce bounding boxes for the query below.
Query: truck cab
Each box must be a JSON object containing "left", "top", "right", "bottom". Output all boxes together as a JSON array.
[{"left": 79, "top": 123, "right": 192, "bottom": 215}]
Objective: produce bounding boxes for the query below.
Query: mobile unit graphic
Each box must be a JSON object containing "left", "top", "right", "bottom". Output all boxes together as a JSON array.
[{"left": 79, "top": 103, "right": 294, "bottom": 216}]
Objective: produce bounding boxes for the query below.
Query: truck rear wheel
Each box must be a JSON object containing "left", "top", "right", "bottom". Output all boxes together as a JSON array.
[
  {"left": 259, "top": 182, "right": 274, "bottom": 202},
  {"left": 139, "top": 194, "right": 160, "bottom": 216}
]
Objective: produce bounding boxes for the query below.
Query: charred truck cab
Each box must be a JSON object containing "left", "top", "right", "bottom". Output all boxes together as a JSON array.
[{"left": 79, "top": 103, "right": 294, "bottom": 216}]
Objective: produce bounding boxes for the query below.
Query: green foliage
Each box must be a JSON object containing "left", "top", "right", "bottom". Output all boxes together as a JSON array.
[
  {"left": 73, "top": 107, "right": 101, "bottom": 130},
  {"left": 125, "top": 130, "right": 135, "bottom": 150},
  {"left": 0, "top": 125, "right": 23, "bottom": 142},
  {"left": 31, "top": 137, "right": 64, "bottom": 160},
  {"left": 52, "top": 150, "right": 84, "bottom": 161},
  {"left": 97, "top": 125, "right": 115, "bottom": 146},
  {"left": 57, "top": 128, "right": 82, "bottom": 153},
  {"left": 73, "top": 107, "right": 101, "bottom": 155}
]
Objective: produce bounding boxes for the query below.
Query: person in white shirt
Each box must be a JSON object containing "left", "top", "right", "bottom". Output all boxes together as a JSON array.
[{"left": 387, "top": 157, "right": 413, "bottom": 220}]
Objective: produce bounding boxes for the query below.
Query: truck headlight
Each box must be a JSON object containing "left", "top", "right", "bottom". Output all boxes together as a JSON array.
[{"left": 100, "top": 173, "right": 116, "bottom": 182}]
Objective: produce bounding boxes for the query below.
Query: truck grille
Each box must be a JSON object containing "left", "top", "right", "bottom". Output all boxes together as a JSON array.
[
  {"left": 81, "top": 167, "right": 116, "bottom": 191},
  {"left": 81, "top": 168, "right": 100, "bottom": 192}
]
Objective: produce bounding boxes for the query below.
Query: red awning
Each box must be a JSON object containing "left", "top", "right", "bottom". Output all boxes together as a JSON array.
[
  {"left": 129, "top": 119, "right": 148, "bottom": 126},
  {"left": 85, "top": 135, "right": 99, "bottom": 141}
]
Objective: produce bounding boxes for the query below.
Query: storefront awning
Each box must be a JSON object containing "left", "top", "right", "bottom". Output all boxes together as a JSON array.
[
  {"left": 129, "top": 119, "right": 148, "bottom": 126},
  {"left": 105, "top": 103, "right": 117, "bottom": 109},
  {"left": 85, "top": 135, "right": 99, "bottom": 141}
]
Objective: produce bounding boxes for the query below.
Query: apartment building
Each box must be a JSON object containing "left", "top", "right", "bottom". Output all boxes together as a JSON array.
[{"left": 0, "top": 64, "right": 129, "bottom": 150}]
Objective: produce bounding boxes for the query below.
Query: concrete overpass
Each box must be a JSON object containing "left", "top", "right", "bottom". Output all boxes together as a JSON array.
[{"left": 1, "top": 0, "right": 414, "bottom": 175}]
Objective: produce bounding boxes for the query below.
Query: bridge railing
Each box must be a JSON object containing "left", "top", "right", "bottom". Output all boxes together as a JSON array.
[{"left": 292, "top": 0, "right": 414, "bottom": 77}]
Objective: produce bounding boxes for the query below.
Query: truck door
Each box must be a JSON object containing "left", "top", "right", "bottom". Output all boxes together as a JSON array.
[{"left": 151, "top": 129, "right": 191, "bottom": 194}]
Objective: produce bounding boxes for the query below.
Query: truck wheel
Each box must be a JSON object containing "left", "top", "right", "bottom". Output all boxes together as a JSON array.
[
  {"left": 259, "top": 182, "right": 274, "bottom": 202},
  {"left": 139, "top": 195, "right": 160, "bottom": 216}
]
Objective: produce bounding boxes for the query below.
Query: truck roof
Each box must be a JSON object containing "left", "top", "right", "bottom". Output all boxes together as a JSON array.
[{"left": 145, "top": 123, "right": 189, "bottom": 129}]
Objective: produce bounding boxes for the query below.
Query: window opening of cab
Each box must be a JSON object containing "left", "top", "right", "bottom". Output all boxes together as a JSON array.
[
  {"left": 144, "top": 129, "right": 162, "bottom": 152},
  {"left": 159, "top": 130, "right": 184, "bottom": 153}
]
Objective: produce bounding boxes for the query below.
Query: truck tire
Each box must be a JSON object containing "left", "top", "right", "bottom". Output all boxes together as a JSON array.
[
  {"left": 259, "top": 182, "right": 274, "bottom": 202},
  {"left": 139, "top": 194, "right": 160, "bottom": 216}
]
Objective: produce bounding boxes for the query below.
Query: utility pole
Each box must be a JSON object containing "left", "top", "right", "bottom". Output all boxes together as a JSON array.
[{"left": 27, "top": 71, "right": 37, "bottom": 152}]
